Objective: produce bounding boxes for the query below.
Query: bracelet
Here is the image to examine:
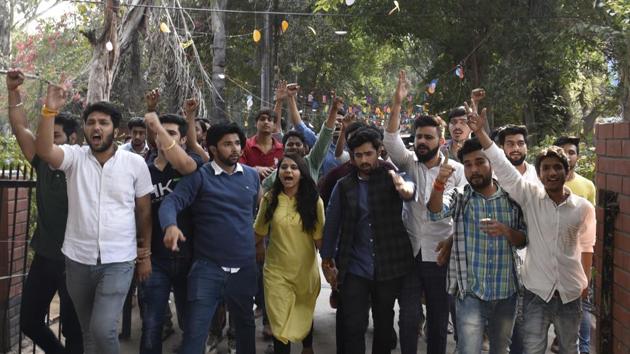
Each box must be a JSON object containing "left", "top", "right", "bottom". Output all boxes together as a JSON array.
[
  {"left": 8, "top": 102, "right": 23, "bottom": 108},
  {"left": 41, "top": 105, "right": 59, "bottom": 119},
  {"left": 164, "top": 139, "right": 177, "bottom": 151},
  {"left": 433, "top": 180, "right": 445, "bottom": 192}
]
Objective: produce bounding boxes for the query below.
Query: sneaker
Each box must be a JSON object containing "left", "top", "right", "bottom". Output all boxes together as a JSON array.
[
  {"left": 206, "top": 334, "right": 222, "bottom": 354},
  {"left": 227, "top": 337, "right": 236, "bottom": 354},
  {"left": 263, "top": 324, "right": 273, "bottom": 341},
  {"left": 263, "top": 344, "right": 274, "bottom": 354}
]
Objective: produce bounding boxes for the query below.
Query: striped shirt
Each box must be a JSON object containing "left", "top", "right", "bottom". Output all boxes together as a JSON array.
[{"left": 430, "top": 183, "right": 526, "bottom": 300}]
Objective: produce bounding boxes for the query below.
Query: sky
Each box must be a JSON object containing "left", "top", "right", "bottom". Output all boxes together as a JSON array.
[{"left": 15, "top": 0, "right": 76, "bottom": 33}]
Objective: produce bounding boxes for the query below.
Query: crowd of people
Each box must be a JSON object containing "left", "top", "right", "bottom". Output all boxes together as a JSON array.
[{"left": 5, "top": 67, "right": 596, "bottom": 354}]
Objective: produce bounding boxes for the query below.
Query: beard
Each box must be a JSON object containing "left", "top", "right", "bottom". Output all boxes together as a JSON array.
[
  {"left": 414, "top": 144, "right": 440, "bottom": 163},
  {"left": 216, "top": 153, "right": 239, "bottom": 167},
  {"left": 468, "top": 173, "right": 493, "bottom": 190},
  {"left": 89, "top": 132, "right": 114, "bottom": 153},
  {"left": 507, "top": 154, "right": 526, "bottom": 166}
]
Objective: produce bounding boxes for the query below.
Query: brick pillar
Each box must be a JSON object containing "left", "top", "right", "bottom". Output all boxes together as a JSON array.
[
  {"left": 0, "top": 182, "right": 32, "bottom": 352},
  {"left": 594, "top": 121, "right": 630, "bottom": 354}
]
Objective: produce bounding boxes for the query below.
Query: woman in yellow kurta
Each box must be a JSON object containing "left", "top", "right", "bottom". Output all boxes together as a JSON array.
[{"left": 254, "top": 153, "right": 324, "bottom": 354}]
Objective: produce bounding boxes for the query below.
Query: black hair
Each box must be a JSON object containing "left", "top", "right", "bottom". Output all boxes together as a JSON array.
[
  {"left": 265, "top": 153, "right": 320, "bottom": 235},
  {"left": 344, "top": 121, "right": 367, "bottom": 140},
  {"left": 457, "top": 137, "right": 484, "bottom": 162},
  {"left": 447, "top": 106, "right": 467, "bottom": 121},
  {"left": 127, "top": 117, "right": 146, "bottom": 130},
  {"left": 205, "top": 122, "right": 246, "bottom": 150},
  {"left": 82, "top": 101, "right": 122, "bottom": 128},
  {"left": 255, "top": 108, "right": 276, "bottom": 121},
  {"left": 553, "top": 136, "right": 580, "bottom": 155},
  {"left": 159, "top": 114, "right": 188, "bottom": 137},
  {"left": 282, "top": 130, "right": 308, "bottom": 148},
  {"left": 497, "top": 124, "right": 528, "bottom": 146},
  {"left": 347, "top": 127, "right": 382, "bottom": 152},
  {"left": 195, "top": 118, "right": 210, "bottom": 132},
  {"left": 534, "top": 146, "right": 569, "bottom": 176},
  {"left": 412, "top": 115, "right": 444, "bottom": 138},
  {"left": 54, "top": 112, "right": 80, "bottom": 137}
]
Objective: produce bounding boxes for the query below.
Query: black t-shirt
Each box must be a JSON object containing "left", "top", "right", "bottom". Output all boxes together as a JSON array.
[
  {"left": 30, "top": 155, "right": 68, "bottom": 260},
  {"left": 149, "top": 152, "right": 203, "bottom": 259}
]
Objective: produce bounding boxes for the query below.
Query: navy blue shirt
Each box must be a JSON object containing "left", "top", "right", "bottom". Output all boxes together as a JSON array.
[
  {"left": 159, "top": 161, "right": 260, "bottom": 267},
  {"left": 148, "top": 152, "right": 203, "bottom": 259},
  {"left": 322, "top": 178, "right": 375, "bottom": 280}
]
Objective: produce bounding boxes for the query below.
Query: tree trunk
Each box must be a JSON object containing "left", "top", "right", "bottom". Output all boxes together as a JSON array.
[
  {"left": 211, "top": 0, "right": 227, "bottom": 123},
  {"left": 85, "top": 0, "right": 148, "bottom": 103},
  {"left": 0, "top": 1, "right": 12, "bottom": 64},
  {"left": 260, "top": 1, "right": 274, "bottom": 109}
]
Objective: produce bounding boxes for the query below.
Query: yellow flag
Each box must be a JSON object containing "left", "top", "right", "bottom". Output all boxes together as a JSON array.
[{"left": 253, "top": 29, "right": 262, "bottom": 43}]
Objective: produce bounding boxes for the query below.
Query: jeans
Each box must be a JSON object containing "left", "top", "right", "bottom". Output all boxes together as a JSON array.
[
  {"left": 455, "top": 293, "right": 517, "bottom": 354},
  {"left": 20, "top": 253, "right": 83, "bottom": 354},
  {"left": 181, "top": 259, "right": 257, "bottom": 354},
  {"left": 65, "top": 257, "right": 134, "bottom": 354},
  {"left": 509, "top": 292, "right": 525, "bottom": 354},
  {"left": 340, "top": 273, "right": 402, "bottom": 354},
  {"left": 521, "top": 289, "right": 582, "bottom": 354},
  {"left": 138, "top": 256, "right": 191, "bottom": 354},
  {"left": 398, "top": 252, "right": 449, "bottom": 354},
  {"left": 578, "top": 299, "right": 592, "bottom": 353}
]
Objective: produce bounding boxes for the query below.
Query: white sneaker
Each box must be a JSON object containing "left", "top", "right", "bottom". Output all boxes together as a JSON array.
[{"left": 206, "top": 334, "right": 222, "bottom": 354}]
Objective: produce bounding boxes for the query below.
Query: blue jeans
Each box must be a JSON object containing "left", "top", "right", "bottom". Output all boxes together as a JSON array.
[
  {"left": 65, "top": 257, "right": 134, "bottom": 354},
  {"left": 138, "top": 256, "right": 191, "bottom": 354},
  {"left": 180, "top": 259, "right": 257, "bottom": 354},
  {"left": 578, "top": 299, "right": 592, "bottom": 353},
  {"left": 455, "top": 293, "right": 517, "bottom": 354},
  {"left": 398, "top": 252, "right": 448, "bottom": 354},
  {"left": 521, "top": 289, "right": 582, "bottom": 354}
]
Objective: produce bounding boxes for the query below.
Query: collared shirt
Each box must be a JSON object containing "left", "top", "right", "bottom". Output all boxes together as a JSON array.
[
  {"left": 58, "top": 145, "right": 153, "bottom": 265},
  {"left": 121, "top": 141, "right": 150, "bottom": 158},
  {"left": 322, "top": 178, "right": 375, "bottom": 279},
  {"left": 239, "top": 134, "right": 284, "bottom": 171},
  {"left": 485, "top": 143, "right": 596, "bottom": 303},
  {"left": 514, "top": 161, "right": 542, "bottom": 261},
  {"left": 430, "top": 183, "right": 526, "bottom": 300},
  {"left": 383, "top": 130, "right": 467, "bottom": 262}
]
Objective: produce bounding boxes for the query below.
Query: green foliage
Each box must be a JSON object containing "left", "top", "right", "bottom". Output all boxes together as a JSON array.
[{"left": 0, "top": 134, "right": 29, "bottom": 167}]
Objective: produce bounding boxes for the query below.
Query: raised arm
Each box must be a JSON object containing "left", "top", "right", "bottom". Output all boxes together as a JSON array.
[
  {"left": 427, "top": 160, "right": 455, "bottom": 213},
  {"left": 335, "top": 112, "right": 355, "bottom": 159},
  {"left": 466, "top": 101, "right": 533, "bottom": 206},
  {"left": 35, "top": 82, "right": 67, "bottom": 169},
  {"left": 6, "top": 69, "right": 36, "bottom": 161},
  {"left": 386, "top": 70, "right": 407, "bottom": 134},
  {"left": 182, "top": 98, "right": 209, "bottom": 162}
]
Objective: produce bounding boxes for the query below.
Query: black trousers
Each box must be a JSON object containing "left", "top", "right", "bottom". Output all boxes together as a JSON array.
[
  {"left": 20, "top": 253, "right": 83, "bottom": 354},
  {"left": 339, "top": 273, "right": 402, "bottom": 354}
]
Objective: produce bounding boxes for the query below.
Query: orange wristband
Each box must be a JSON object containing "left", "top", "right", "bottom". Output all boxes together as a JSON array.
[{"left": 433, "top": 180, "right": 445, "bottom": 192}]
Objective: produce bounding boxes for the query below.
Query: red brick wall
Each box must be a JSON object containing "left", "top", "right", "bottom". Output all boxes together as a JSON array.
[
  {"left": 595, "top": 121, "right": 630, "bottom": 354},
  {"left": 0, "top": 185, "right": 32, "bottom": 352}
]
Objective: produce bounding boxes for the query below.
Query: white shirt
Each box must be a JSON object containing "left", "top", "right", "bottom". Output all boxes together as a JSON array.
[
  {"left": 59, "top": 145, "right": 154, "bottom": 265},
  {"left": 121, "top": 141, "right": 149, "bottom": 157},
  {"left": 485, "top": 143, "right": 595, "bottom": 303},
  {"left": 384, "top": 131, "right": 467, "bottom": 261},
  {"left": 514, "top": 161, "right": 543, "bottom": 261}
]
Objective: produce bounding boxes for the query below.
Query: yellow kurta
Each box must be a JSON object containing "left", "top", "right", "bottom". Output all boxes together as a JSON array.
[{"left": 254, "top": 193, "right": 324, "bottom": 344}]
